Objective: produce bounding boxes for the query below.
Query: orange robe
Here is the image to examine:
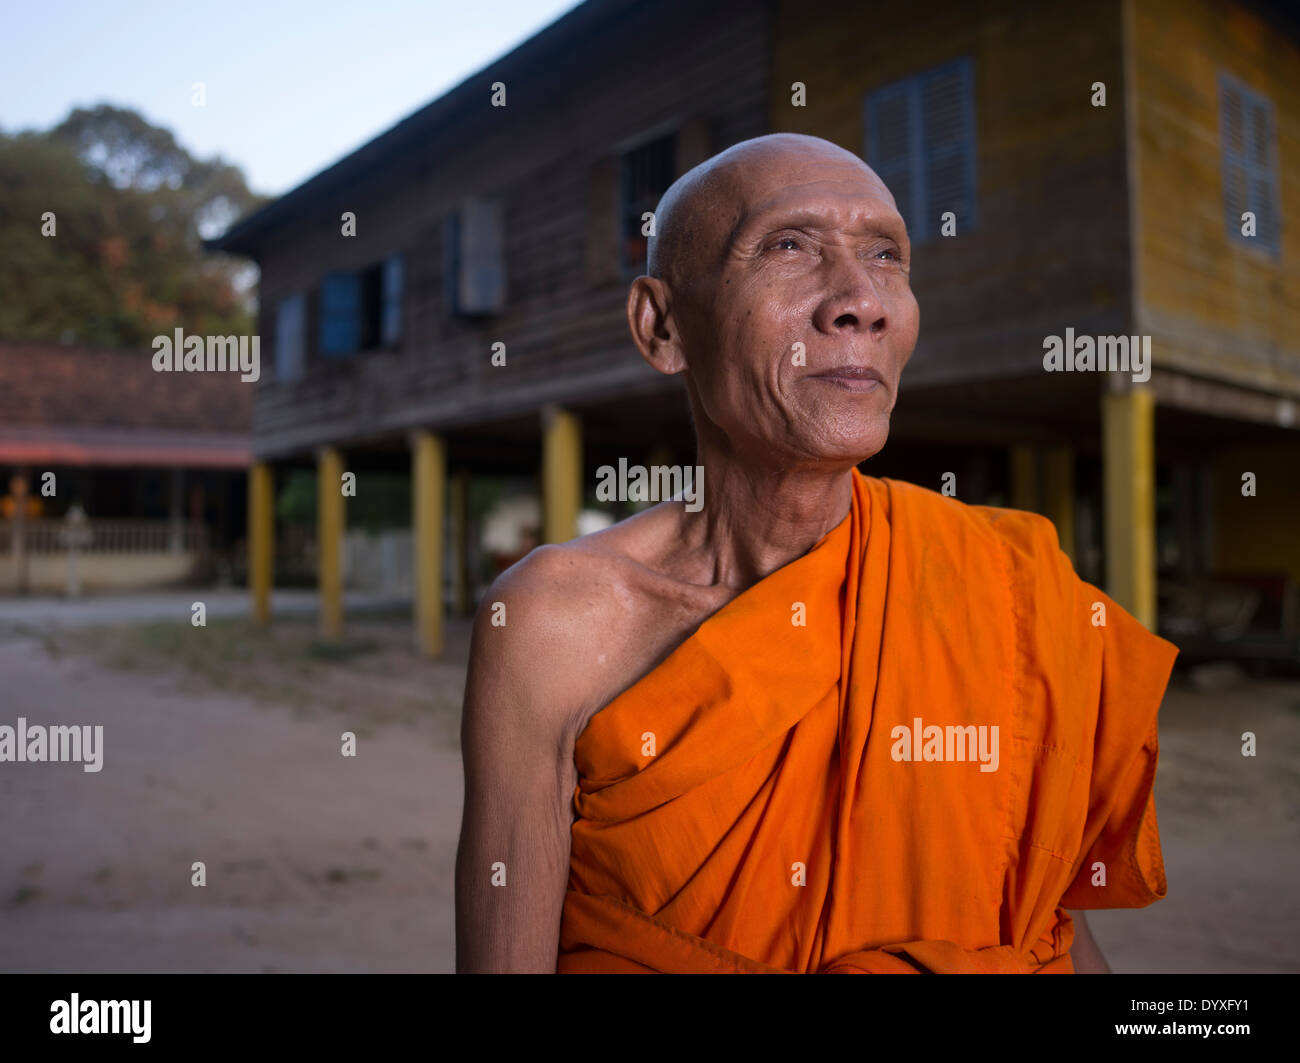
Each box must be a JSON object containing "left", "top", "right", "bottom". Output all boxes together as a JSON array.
[{"left": 558, "top": 471, "right": 1178, "bottom": 973}]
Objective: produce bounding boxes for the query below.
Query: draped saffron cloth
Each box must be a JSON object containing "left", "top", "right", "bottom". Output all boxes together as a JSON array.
[{"left": 557, "top": 471, "right": 1178, "bottom": 973}]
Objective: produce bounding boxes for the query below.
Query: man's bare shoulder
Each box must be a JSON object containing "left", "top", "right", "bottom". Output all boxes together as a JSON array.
[
  {"left": 466, "top": 517, "right": 664, "bottom": 736},
  {"left": 467, "top": 504, "right": 722, "bottom": 742},
  {"left": 481, "top": 527, "right": 646, "bottom": 636}
]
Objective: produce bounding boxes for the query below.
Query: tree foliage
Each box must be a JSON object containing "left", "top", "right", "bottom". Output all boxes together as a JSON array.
[{"left": 0, "top": 104, "right": 268, "bottom": 347}]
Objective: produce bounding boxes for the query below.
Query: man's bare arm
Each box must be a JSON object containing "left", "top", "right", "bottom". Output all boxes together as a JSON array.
[
  {"left": 454, "top": 549, "right": 587, "bottom": 973},
  {"left": 1066, "top": 909, "right": 1112, "bottom": 974}
]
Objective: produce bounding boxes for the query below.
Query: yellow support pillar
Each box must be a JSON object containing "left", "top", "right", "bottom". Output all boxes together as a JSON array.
[
  {"left": 248, "top": 462, "right": 274, "bottom": 626},
  {"left": 317, "top": 446, "right": 345, "bottom": 641},
  {"left": 1010, "top": 445, "right": 1039, "bottom": 512},
  {"left": 541, "top": 405, "right": 582, "bottom": 544},
  {"left": 412, "top": 431, "right": 446, "bottom": 657},
  {"left": 1103, "top": 387, "right": 1156, "bottom": 628},
  {"left": 1042, "top": 446, "right": 1077, "bottom": 564},
  {"left": 450, "top": 469, "right": 469, "bottom": 617}
]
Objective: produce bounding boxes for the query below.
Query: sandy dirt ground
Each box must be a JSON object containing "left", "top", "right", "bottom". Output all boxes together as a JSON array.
[{"left": 0, "top": 601, "right": 1296, "bottom": 973}]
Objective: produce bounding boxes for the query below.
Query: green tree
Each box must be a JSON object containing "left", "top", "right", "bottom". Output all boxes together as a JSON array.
[{"left": 0, "top": 104, "right": 268, "bottom": 347}]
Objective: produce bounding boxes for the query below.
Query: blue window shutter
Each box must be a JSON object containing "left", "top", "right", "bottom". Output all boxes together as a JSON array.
[
  {"left": 1246, "top": 95, "right": 1277, "bottom": 251},
  {"left": 460, "top": 199, "right": 506, "bottom": 314},
  {"left": 866, "top": 82, "right": 917, "bottom": 232},
  {"left": 1220, "top": 71, "right": 1280, "bottom": 254},
  {"left": 865, "top": 57, "right": 975, "bottom": 244},
  {"left": 446, "top": 200, "right": 505, "bottom": 316},
  {"left": 320, "top": 271, "right": 360, "bottom": 356},
  {"left": 921, "top": 58, "right": 975, "bottom": 236},
  {"left": 1220, "top": 74, "right": 1249, "bottom": 242},
  {"left": 274, "top": 293, "right": 305, "bottom": 380},
  {"left": 382, "top": 254, "right": 404, "bottom": 345}
]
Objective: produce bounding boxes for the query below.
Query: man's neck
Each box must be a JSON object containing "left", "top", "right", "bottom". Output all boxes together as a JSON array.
[{"left": 673, "top": 457, "right": 855, "bottom": 591}]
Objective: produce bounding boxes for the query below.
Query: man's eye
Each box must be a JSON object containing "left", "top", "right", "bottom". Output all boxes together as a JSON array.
[
  {"left": 771, "top": 236, "right": 801, "bottom": 251},
  {"left": 875, "top": 247, "right": 900, "bottom": 261}
]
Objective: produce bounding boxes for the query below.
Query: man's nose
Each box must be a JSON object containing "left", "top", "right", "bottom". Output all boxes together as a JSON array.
[{"left": 813, "top": 259, "right": 888, "bottom": 336}]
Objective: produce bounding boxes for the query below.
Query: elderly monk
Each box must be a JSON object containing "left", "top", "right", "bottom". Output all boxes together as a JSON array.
[{"left": 454, "top": 132, "right": 1177, "bottom": 974}]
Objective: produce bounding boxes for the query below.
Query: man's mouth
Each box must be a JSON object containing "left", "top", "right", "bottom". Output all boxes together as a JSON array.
[{"left": 808, "top": 366, "right": 884, "bottom": 393}]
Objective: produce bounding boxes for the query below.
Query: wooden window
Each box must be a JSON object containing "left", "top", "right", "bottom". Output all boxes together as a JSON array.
[
  {"left": 620, "top": 133, "right": 675, "bottom": 278},
  {"left": 273, "top": 293, "right": 305, "bottom": 380},
  {"left": 318, "top": 254, "right": 405, "bottom": 356},
  {"left": 320, "top": 271, "right": 361, "bottom": 356},
  {"left": 1219, "top": 72, "right": 1280, "bottom": 255},
  {"left": 864, "top": 57, "right": 976, "bottom": 244},
  {"left": 444, "top": 200, "right": 505, "bottom": 316}
]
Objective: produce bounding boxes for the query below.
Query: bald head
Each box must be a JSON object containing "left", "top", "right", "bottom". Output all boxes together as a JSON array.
[
  {"left": 646, "top": 133, "right": 895, "bottom": 297},
  {"left": 625, "top": 130, "right": 918, "bottom": 472}
]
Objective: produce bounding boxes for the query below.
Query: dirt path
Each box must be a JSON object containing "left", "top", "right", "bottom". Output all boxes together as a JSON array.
[
  {"left": 0, "top": 622, "right": 464, "bottom": 973},
  {"left": 1, "top": 614, "right": 1296, "bottom": 973},
  {"left": 1087, "top": 672, "right": 1300, "bottom": 973}
]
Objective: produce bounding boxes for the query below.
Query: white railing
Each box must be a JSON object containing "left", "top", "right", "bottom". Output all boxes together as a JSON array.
[{"left": 0, "top": 519, "right": 209, "bottom": 554}]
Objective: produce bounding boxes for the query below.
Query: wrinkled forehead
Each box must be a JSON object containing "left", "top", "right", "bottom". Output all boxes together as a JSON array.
[
  {"left": 652, "top": 139, "right": 902, "bottom": 291},
  {"left": 678, "top": 153, "right": 899, "bottom": 279}
]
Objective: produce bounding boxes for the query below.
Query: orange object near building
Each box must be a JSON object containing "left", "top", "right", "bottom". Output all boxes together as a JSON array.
[{"left": 559, "top": 469, "right": 1178, "bottom": 973}]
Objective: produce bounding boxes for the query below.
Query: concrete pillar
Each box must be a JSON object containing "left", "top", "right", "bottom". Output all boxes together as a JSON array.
[
  {"left": 1102, "top": 387, "right": 1156, "bottom": 628},
  {"left": 1042, "top": 446, "right": 1077, "bottom": 563},
  {"left": 541, "top": 405, "right": 582, "bottom": 544},
  {"left": 1010, "top": 445, "right": 1039, "bottom": 513},
  {"left": 412, "top": 431, "right": 446, "bottom": 657},
  {"left": 317, "top": 447, "right": 345, "bottom": 640},
  {"left": 248, "top": 462, "right": 274, "bottom": 626},
  {"left": 450, "top": 469, "right": 470, "bottom": 617}
]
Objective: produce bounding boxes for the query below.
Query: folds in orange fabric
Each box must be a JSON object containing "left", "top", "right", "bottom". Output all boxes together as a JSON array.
[{"left": 558, "top": 471, "right": 1177, "bottom": 974}]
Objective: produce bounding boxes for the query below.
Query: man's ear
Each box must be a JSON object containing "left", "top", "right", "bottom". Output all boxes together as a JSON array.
[{"left": 627, "top": 276, "right": 687, "bottom": 376}]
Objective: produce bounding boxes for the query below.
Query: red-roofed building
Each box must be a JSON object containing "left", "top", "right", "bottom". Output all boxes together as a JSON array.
[{"left": 0, "top": 339, "right": 252, "bottom": 593}]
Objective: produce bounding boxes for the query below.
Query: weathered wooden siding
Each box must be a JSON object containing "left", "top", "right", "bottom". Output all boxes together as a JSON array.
[
  {"left": 251, "top": 0, "right": 768, "bottom": 459},
  {"left": 1130, "top": 0, "right": 1300, "bottom": 397},
  {"left": 769, "top": 0, "right": 1132, "bottom": 388}
]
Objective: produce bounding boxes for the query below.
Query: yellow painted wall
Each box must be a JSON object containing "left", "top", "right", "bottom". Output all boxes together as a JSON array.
[
  {"left": 770, "top": 0, "right": 1121, "bottom": 151},
  {"left": 769, "top": 0, "right": 1131, "bottom": 382},
  {"left": 1130, "top": 0, "right": 1300, "bottom": 395}
]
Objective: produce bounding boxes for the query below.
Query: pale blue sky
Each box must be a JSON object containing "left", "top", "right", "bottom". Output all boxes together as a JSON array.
[{"left": 1, "top": 0, "right": 583, "bottom": 195}]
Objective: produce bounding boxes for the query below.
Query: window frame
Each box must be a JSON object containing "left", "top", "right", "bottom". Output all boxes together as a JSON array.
[
  {"left": 316, "top": 252, "right": 406, "bottom": 358},
  {"left": 618, "top": 131, "right": 677, "bottom": 280}
]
